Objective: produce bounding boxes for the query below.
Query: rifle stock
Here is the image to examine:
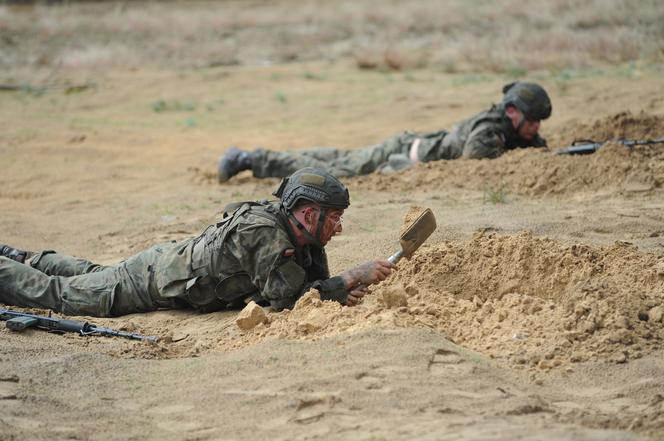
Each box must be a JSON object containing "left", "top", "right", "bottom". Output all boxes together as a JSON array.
[{"left": 0, "top": 308, "right": 158, "bottom": 342}]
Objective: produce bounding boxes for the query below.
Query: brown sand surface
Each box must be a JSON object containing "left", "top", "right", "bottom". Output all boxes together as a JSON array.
[{"left": 2, "top": 1, "right": 664, "bottom": 440}]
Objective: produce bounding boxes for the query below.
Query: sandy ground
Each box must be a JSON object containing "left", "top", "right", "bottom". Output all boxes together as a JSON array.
[{"left": 2, "top": 2, "right": 664, "bottom": 440}]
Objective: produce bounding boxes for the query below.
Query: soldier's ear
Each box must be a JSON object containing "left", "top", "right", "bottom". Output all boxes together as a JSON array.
[{"left": 303, "top": 206, "right": 318, "bottom": 226}]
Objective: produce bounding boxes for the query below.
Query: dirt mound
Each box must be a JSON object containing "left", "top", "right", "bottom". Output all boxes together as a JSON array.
[
  {"left": 350, "top": 111, "right": 664, "bottom": 197},
  {"left": 382, "top": 231, "right": 664, "bottom": 367},
  {"left": 552, "top": 111, "right": 664, "bottom": 145},
  {"left": 128, "top": 232, "right": 664, "bottom": 371}
]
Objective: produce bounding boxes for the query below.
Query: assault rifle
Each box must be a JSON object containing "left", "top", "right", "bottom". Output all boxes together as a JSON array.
[
  {"left": 554, "top": 137, "right": 664, "bottom": 155},
  {"left": 0, "top": 308, "right": 158, "bottom": 342}
]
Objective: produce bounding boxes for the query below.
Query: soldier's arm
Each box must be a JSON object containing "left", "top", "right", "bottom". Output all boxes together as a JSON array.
[{"left": 461, "top": 125, "right": 506, "bottom": 159}]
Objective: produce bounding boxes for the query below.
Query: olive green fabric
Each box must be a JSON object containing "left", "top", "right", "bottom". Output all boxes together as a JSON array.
[
  {"left": 419, "top": 105, "right": 547, "bottom": 161},
  {"left": 251, "top": 105, "right": 546, "bottom": 178},
  {"left": 0, "top": 251, "right": 152, "bottom": 317},
  {"left": 0, "top": 202, "right": 348, "bottom": 317},
  {"left": 252, "top": 138, "right": 414, "bottom": 178}
]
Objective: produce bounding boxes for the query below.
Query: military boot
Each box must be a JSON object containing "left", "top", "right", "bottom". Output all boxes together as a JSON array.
[
  {"left": 0, "top": 244, "right": 34, "bottom": 264},
  {"left": 217, "top": 147, "right": 253, "bottom": 183}
]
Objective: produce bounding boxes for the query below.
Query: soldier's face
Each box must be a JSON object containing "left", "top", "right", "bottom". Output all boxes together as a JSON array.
[
  {"left": 518, "top": 118, "right": 541, "bottom": 141},
  {"left": 318, "top": 209, "right": 344, "bottom": 245},
  {"left": 506, "top": 106, "right": 541, "bottom": 141}
]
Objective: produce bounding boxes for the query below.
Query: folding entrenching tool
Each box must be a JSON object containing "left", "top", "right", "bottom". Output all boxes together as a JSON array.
[{"left": 388, "top": 208, "right": 437, "bottom": 264}]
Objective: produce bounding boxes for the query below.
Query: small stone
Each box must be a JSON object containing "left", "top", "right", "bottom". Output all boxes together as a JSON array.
[
  {"left": 615, "top": 316, "right": 630, "bottom": 329},
  {"left": 570, "top": 353, "right": 583, "bottom": 363},
  {"left": 655, "top": 261, "right": 664, "bottom": 277},
  {"left": 537, "top": 360, "right": 551, "bottom": 370},
  {"left": 648, "top": 306, "right": 664, "bottom": 323},
  {"left": 236, "top": 301, "right": 268, "bottom": 330},
  {"left": 381, "top": 286, "right": 408, "bottom": 308},
  {"left": 404, "top": 284, "right": 419, "bottom": 297},
  {"left": 578, "top": 320, "right": 596, "bottom": 334},
  {"left": 611, "top": 352, "right": 628, "bottom": 364}
]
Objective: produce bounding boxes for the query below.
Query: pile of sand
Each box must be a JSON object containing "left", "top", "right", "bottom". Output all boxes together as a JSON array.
[
  {"left": 379, "top": 231, "right": 664, "bottom": 367},
  {"left": 550, "top": 110, "right": 664, "bottom": 145},
  {"left": 351, "top": 111, "right": 664, "bottom": 197},
  {"left": 127, "top": 230, "right": 663, "bottom": 371}
]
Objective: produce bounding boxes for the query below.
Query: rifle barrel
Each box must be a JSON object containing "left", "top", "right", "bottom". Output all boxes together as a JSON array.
[
  {"left": 86, "top": 325, "right": 159, "bottom": 342},
  {"left": 555, "top": 137, "right": 664, "bottom": 155}
]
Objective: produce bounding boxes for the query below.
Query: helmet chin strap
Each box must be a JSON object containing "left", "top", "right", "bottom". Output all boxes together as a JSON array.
[
  {"left": 515, "top": 114, "right": 526, "bottom": 133},
  {"left": 286, "top": 207, "right": 327, "bottom": 247},
  {"left": 508, "top": 105, "right": 527, "bottom": 133}
]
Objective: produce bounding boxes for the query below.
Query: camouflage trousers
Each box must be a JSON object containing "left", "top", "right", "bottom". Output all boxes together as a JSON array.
[
  {"left": 251, "top": 130, "right": 449, "bottom": 178},
  {"left": 0, "top": 248, "right": 164, "bottom": 317}
]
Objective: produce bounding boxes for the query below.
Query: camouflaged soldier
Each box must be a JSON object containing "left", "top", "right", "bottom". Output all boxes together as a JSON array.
[
  {"left": 0, "top": 168, "right": 395, "bottom": 317},
  {"left": 218, "top": 81, "right": 552, "bottom": 181}
]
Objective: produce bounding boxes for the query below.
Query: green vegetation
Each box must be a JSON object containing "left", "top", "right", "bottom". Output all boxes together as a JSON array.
[
  {"left": 505, "top": 65, "right": 527, "bottom": 79},
  {"left": 275, "top": 91, "right": 287, "bottom": 104},
  {"left": 302, "top": 71, "right": 325, "bottom": 81},
  {"left": 152, "top": 99, "right": 197, "bottom": 113},
  {"left": 483, "top": 183, "right": 508, "bottom": 204}
]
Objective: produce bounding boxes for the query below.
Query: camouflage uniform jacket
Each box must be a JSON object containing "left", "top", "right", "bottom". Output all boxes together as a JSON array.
[
  {"left": 154, "top": 201, "right": 347, "bottom": 311},
  {"left": 417, "top": 104, "right": 547, "bottom": 162}
]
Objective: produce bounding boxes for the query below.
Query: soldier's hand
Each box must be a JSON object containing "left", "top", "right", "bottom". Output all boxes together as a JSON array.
[
  {"left": 342, "top": 260, "right": 396, "bottom": 289},
  {"left": 345, "top": 285, "right": 368, "bottom": 306}
]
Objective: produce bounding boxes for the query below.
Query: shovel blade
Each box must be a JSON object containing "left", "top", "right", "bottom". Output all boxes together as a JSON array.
[{"left": 399, "top": 208, "right": 437, "bottom": 258}]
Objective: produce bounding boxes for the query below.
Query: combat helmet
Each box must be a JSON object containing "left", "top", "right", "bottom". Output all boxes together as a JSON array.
[
  {"left": 274, "top": 167, "right": 350, "bottom": 211},
  {"left": 274, "top": 167, "right": 350, "bottom": 246},
  {"left": 501, "top": 81, "right": 552, "bottom": 121}
]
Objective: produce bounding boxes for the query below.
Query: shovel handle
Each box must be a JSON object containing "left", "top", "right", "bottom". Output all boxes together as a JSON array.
[{"left": 388, "top": 250, "right": 403, "bottom": 265}]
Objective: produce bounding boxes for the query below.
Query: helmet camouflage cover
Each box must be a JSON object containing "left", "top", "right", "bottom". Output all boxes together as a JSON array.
[
  {"left": 501, "top": 81, "right": 552, "bottom": 121},
  {"left": 274, "top": 167, "right": 350, "bottom": 211}
]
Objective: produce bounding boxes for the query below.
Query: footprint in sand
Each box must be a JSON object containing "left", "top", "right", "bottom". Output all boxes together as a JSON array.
[
  {"left": 145, "top": 403, "right": 218, "bottom": 435},
  {"left": 0, "top": 375, "right": 31, "bottom": 429},
  {"left": 0, "top": 375, "right": 19, "bottom": 394},
  {"left": 355, "top": 371, "right": 386, "bottom": 391},
  {"left": 428, "top": 348, "right": 468, "bottom": 375},
  {"left": 291, "top": 394, "right": 341, "bottom": 424},
  {"left": 0, "top": 375, "right": 20, "bottom": 408}
]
